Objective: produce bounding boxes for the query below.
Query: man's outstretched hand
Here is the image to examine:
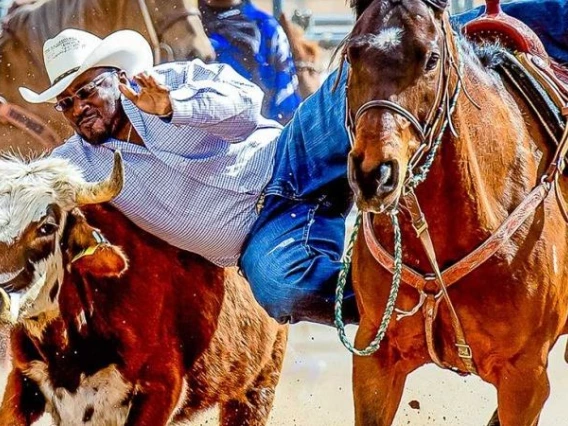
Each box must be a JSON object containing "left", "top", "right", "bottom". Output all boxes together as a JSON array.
[{"left": 119, "top": 72, "right": 173, "bottom": 117}]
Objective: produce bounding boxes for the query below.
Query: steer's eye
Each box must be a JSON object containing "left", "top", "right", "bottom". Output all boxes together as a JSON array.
[{"left": 37, "top": 222, "right": 58, "bottom": 237}]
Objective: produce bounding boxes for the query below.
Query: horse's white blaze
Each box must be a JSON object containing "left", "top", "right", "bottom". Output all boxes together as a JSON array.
[
  {"left": 26, "top": 361, "right": 133, "bottom": 425},
  {"left": 370, "top": 27, "right": 403, "bottom": 51}
]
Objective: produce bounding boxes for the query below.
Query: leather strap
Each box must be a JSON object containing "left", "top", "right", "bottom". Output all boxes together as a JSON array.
[
  {"left": 423, "top": 294, "right": 446, "bottom": 369},
  {"left": 403, "top": 191, "right": 476, "bottom": 374},
  {"left": 363, "top": 182, "right": 551, "bottom": 373},
  {"left": 554, "top": 174, "right": 568, "bottom": 223},
  {"left": 364, "top": 183, "right": 550, "bottom": 291},
  {"left": 0, "top": 100, "right": 59, "bottom": 149}
]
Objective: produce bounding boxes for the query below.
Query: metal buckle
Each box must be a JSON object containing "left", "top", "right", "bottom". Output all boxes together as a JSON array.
[
  {"left": 456, "top": 343, "right": 473, "bottom": 359},
  {"left": 412, "top": 215, "right": 428, "bottom": 236}
]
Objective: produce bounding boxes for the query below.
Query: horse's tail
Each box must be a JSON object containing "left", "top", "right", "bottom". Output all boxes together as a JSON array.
[{"left": 564, "top": 339, "right": 568, "bottom": 363}]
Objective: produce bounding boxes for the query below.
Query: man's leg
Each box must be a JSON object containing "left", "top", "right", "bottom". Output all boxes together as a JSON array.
[{"left": 240, "top": 190, "right": 358, "bottom": 326}]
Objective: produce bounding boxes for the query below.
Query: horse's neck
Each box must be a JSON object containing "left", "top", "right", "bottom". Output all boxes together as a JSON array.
[{"left": 405, "top": 52, "right": 545, "bottom": 260}]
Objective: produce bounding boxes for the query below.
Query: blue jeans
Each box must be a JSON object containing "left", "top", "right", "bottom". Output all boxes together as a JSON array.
[
  {"left": 240, "top": 0, "right": 568, "bottom": 325},
  {"left": 240, "top": 69, "right": 357, "bottom": 325}
]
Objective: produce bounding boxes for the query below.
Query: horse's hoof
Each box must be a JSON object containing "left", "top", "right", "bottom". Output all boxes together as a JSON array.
[{"left": 487, "top": 408, "right": 500, "bottom": 426}]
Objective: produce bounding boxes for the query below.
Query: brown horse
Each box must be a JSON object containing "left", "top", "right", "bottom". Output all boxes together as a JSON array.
[
  {"left": 279, "top": 13, "right": 322, "bottom": 99},
  {"left": 342, "top": 0, "right": 568, "bottom": 425},
  {"left": 0, "top": 0, "right": 215, "bottom": 155}
]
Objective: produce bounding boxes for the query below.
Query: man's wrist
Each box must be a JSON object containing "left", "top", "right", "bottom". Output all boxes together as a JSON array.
[
  {"left": 157, "top": 104, "right": 173, "bottom": 120},
  {"left": 158, "top": 110, "right": 173, "bottom": 119}
]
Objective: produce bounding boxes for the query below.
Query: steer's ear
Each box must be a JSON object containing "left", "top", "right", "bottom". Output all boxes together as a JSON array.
[{"left": 63, "top": 209, "right": 129, "bottom": 277}]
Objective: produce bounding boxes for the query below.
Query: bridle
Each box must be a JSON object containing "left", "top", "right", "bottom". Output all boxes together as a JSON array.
[
  {"left": 136, "top": 0, "right": 202, "bottom": 63},
  {"left": 344, "top": 17, "right": 459, "bottom": 188},
  {"left": 340, "top": 13, "right": 479, "bottom": 374}
]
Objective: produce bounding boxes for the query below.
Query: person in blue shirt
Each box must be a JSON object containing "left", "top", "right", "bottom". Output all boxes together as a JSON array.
[{"left": 199, "top": 0, "right": 301, "bottom": 124}]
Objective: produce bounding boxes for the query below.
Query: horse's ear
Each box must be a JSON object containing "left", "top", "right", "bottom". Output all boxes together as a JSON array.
[
  {"left": 423, "top": 0, "right": 449, "bottom": 15},
  {"left": 63, "top": 209, "right": 128, "bottom": 277}
]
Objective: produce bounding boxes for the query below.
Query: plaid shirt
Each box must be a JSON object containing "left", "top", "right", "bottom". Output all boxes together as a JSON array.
[{"left": 52, "top": 60, "right": 282, "bottom": 266}]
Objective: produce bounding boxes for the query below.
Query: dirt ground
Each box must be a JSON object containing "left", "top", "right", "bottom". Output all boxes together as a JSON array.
[
  {"left": 4, "top": 325, "right": 566, "bottom": 425},
  {"left": 2, "top": 1, "right": 566, "bottom": 425}
]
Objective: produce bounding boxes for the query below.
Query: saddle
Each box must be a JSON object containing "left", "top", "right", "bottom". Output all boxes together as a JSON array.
[{"left": 463, "top": 0, "right": 568, "bottom": 150}]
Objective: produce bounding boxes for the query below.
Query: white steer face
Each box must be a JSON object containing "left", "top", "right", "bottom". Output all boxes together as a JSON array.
[{"left": 0, "top": 153, "right": 123, "bottom": 321}]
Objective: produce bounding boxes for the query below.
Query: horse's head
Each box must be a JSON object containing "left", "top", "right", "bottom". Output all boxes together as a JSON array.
[
  {"left": 279, "top": 13, "right": 322, "bottom": 99},
  {"left": 345, "top": 0, "right": 453, "bottom": 213},
  {"left": 146, "top": 0, "right": 216, "bottom": 63}
]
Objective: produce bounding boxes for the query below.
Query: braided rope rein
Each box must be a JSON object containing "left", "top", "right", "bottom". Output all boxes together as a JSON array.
[{"left": 334, "top": 210, "right": 403, "bottom": 356}]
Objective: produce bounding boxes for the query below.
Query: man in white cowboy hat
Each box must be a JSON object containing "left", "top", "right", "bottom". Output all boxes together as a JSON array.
[
  {"left": 21, "top": 28, "right": 282, "bottom": 269},
  {"left": 21, "top": 27, "right": 360, "bottom": 326}
]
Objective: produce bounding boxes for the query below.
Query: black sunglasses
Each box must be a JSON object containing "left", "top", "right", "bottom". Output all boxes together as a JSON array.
[{"left": 54, "top": 71, "right": 117, "bottom": 112}]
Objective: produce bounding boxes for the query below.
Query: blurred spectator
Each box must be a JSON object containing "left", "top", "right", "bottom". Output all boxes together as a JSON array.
[{"left": 199, "top": 0, "right": 301, "bottom": 124}]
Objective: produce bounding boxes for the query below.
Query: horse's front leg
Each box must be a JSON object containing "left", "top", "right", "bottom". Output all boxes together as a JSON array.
[
  {"left": 493, "top": 359, "right": 549, "bottom": 426},
  {"left": 0, "top": 368, "right": 45, "bottom": 425},
  {"left": 352, "top": 323, "right": 417, "bottom": 426}
]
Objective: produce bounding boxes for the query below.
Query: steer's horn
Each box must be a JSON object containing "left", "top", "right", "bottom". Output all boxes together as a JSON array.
[
  {"left": 0, "top": 288, "right": 12, "bottom": 324},
  {"left": 76, "top": 151, "right": 124, "bottom": 205}
]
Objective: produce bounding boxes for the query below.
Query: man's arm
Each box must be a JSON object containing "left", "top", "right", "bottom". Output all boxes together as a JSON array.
[{"left": 121, "top": 61, "right": 266, "bottom": 143}]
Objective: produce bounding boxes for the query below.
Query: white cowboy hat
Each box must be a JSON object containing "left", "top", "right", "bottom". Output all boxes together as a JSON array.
[{"left": 19, "top": 28, "right": 154, "bottom": 104}]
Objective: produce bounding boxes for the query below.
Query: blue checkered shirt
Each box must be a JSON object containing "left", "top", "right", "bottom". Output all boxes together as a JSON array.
[{"left": 52, "top": 60, "right": 282, "bottom": 266}]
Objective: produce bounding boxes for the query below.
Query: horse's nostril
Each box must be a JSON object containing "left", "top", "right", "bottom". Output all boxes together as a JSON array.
[{"left": 375, "top": 161, "right": 397, "bottom": 192}]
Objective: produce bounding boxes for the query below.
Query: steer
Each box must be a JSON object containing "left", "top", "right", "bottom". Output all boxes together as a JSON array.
[{"left": 0, "top": 152, "right": 287, "bottom": 425}]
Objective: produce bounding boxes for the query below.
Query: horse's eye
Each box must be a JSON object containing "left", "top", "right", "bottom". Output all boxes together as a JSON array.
[{"left": 425, "top": 52, "right": 440, "bottom": 72}]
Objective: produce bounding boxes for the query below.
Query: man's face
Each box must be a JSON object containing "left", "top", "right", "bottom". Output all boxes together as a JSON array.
[{"left": 56, "top": 67, "right": 124, "bottom": 145}]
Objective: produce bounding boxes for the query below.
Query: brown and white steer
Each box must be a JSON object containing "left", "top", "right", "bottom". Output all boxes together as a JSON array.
[{"left": 0, "top": 152, "right": 287, "bottom": 425}]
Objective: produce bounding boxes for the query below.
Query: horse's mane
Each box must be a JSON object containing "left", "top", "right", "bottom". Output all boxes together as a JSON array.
[{"left": 0, "top": 0, "right": 109, "bottom": 52}]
